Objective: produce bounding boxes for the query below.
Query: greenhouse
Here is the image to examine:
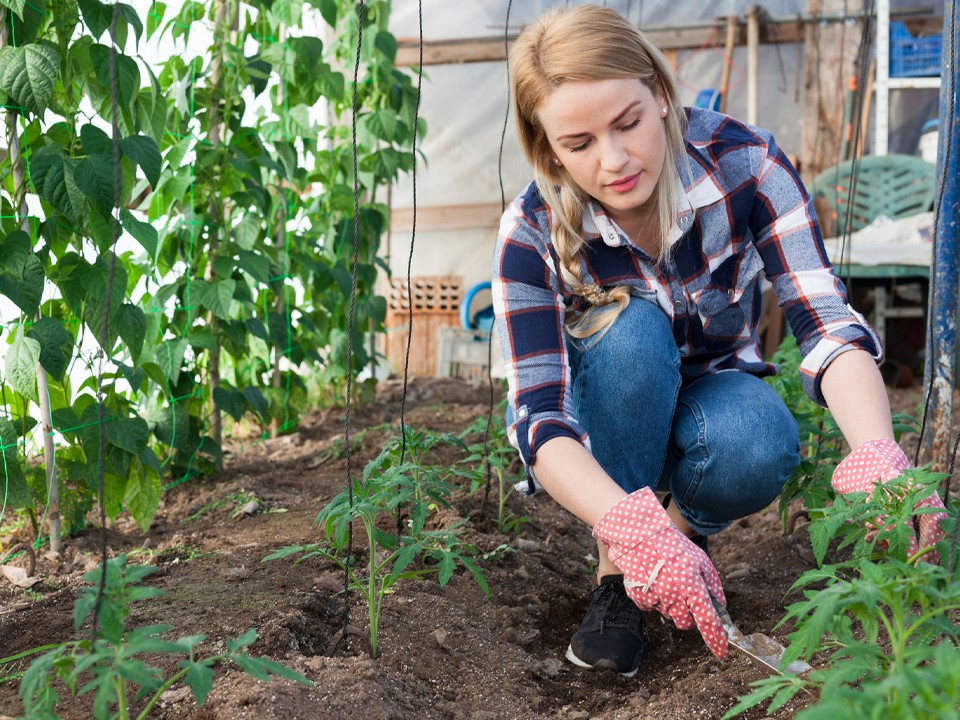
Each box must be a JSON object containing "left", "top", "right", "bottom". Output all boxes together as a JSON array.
[{"left": 0, "top": 0, "right": 958, "bottom": 717}]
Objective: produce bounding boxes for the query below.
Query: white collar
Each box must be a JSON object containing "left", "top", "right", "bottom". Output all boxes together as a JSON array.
[{"left": 585, "top": 170, "right": 725, "bottom": 250}]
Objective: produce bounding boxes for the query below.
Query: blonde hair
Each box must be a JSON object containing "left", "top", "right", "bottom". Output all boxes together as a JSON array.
[{"left": 510, "top": 5, "right": 689, "bottom": 338}]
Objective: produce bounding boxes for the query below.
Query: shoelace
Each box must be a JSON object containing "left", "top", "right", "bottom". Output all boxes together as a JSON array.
[{"left": 593, "top": 582, "right": 634, "bottom": 632}]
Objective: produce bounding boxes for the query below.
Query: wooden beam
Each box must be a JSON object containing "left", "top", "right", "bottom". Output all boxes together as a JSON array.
[
  {"left": 391, "top": 203, "right": 504, "bottom": 232},
  {"left": 395, "top": 12, "right": 944, "bottom": 68}
]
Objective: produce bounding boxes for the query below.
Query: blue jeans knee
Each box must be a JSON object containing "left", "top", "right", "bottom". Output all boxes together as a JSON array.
[
  {"left": 567, "top": 297, "right": 800, "bottom": 535},
  {"left": 665, "top": 371, "right": 801, "bottom": 535}
]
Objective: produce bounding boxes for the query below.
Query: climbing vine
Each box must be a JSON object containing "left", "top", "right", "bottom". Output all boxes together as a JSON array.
[{"left": 0, "top": 0, "right": 419, "bottom": 542}]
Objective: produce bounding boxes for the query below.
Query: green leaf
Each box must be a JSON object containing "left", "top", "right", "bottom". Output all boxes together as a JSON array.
[
  {"left": 154, "top": 338, "right": 186, "bottom": 387},
  {"left": 146, "top": 1, "right": 166, "bottom": 38},
  {"left": 374, "top": 31, "right": 398, "bottom": 63},
  {"left": 120, "top": 209, "right": 158, "bottom": 258},
  {"left": 78, "top": 0, "right": 112, "bottom": 40},
  {"left": 437, "top": 554, "right": 455, "bottom": 586},
  {"left": 232, "top": 655, "right": 313, "bottom": 686},
  {"left": 74, "top": 154, "right": 116, "bottom": 218},
  {"left": 241, "top": 387, "right": 268, "bottom": 419},
  {"left": 197, "top": 279, "right": 235, "bottom": 320},
  {"left": 121, "top": 135, "right": 162, "bottom": 186},
  {"left": 116, "top": 303, "right": 146, "bottom": 360},
  {"left": 26, "top": 317, "right": 73, "bottom": 381},
  {"left": 244, "top": 317, "right": 268, "bottom": 342},
  {"left": 80, "top": 123, "right": 112, "bottom": 155},
  {"left": 89, "top": 44, "right": 140, "bottom": 112},
  {"left": 314, "top": 0, "right": 337, "bottom": 27},
  {"left": 28, "top": 146, "right": 85, "bottom": 224},
  {"left": 233, "top": 213, "right": 261, "bottom": 250},
  {"left": 5, "top": 328, "right": 41, "bottom": 402},
  {"left": 182, "top": 660, "right": 214, "bottom": 705},
  {"left": 226, "top": 629, "right": 257, "bottom": 652},
  {"left": 363, "top": 110, "right": 398, "bottom": 143},
  {"left": 118, "top": 4, "right": 144, "bottom": 46},
  {"left": 0, "top": 43, "right": 60, "bottom": 116},
  {"left": 0, "top": 0, "right": 27, "bottom": 19},
  {"left": 125, "top": 472, "right": 161, "bottom": 532},
  {"left": 6, "top": 0, "right": 45, "bottom": 45},
  {"left": 212, "top": 386, "right": 246, "bottom": 422},
  {"left": 237, "top": 251, "right": 270, "bottom": 284},
  {"left": 118, "top": 362, "right": 146, "bottom": 393},
  {"left": 107, "top": 416, "right": 149, "bottom": 455},
  {"left": 0, "top": 418, "right": 29, "bottom": 507},
  {"left": 0, "top": 253, "right": 44, "bottom": 319}
]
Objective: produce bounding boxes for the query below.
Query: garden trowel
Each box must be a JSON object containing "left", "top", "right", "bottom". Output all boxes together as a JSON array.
[{"left": 712, "top": 598, "right": 812, "bottom": 677}]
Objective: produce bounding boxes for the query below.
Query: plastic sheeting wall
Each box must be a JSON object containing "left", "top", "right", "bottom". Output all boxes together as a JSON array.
[{"left": 383, "top": 0, "right": 943, "bottom": 308}]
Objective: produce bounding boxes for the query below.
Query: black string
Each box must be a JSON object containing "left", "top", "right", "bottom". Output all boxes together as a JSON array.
[
  {"left": 396, "top": 0, "right": 423, "bottom": 536},
  {"left": 837, "top": 0, "right": 873, "bottom": 285},
  {"left": 497, "top": 0, "right": 513, "bottom": 216},
  {"left": 341, "top": 0, "right": 365, "bottom": 636},
  {"left": 91, "top": 0, "right": 123, "bottom": 645},
  {"left": 484, "top": 0, "right": 513, "bottom": 520}
]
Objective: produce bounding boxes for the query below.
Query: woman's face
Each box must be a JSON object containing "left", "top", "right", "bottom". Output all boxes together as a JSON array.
[{"left": 537, "top": 78, "right": 668, "bottom": 234}]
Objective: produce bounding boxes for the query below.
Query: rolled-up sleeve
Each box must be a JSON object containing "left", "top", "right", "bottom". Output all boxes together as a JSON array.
[
  {"left": 749, "top": 132, "right": 882, "bottom": 406},
  {"left": 491, "top": 188, "right": 589, "bottom": 489}
]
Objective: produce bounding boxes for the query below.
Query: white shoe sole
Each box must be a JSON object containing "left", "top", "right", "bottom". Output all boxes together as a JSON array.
[{"left": 564, "top": 644, "right": 639, "bottom": 678}]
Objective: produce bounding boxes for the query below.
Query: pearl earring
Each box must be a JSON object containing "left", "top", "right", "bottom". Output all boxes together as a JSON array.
[
  {"left": 552, "top": 157, "right": 560, "bottom": 166},
  {"left": 662, "top": 106, "right": 668, "bottom": 114}
]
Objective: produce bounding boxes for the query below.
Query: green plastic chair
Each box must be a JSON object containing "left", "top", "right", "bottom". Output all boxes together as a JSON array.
[{"left": 809, "top": 154, "right": 936, "bottom": 235}]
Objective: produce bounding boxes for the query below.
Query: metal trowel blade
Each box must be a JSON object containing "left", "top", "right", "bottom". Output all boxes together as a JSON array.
[{"left": 712, "top": 598, "right": 812, "bottom": 676}]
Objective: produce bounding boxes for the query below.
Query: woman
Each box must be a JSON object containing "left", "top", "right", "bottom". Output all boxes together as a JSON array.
[{"left": 491, "top": 4, "right": 946, "bottom": 678}]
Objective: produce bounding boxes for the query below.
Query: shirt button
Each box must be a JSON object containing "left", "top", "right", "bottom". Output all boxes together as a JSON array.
[
  {"left": 679, "top": 216, "right": 691, "bottom": 229},
  {"left": 674, "top": 299, "right": 683, "bottom": 308},
  {"left": 607, "top": 231, "right": 617, "bottom": 242}
]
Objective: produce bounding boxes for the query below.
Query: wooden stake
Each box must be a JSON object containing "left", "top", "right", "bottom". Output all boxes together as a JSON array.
[
  {"left": 720, "top": 14, "right": 738, "bottom": 114},
  {"left": 747, "top": 5, "right": 760, "bottom": 126}
]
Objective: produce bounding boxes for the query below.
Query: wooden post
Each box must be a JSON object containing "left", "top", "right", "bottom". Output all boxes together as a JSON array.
[
  {"left": 719, "top": 14, "right": 739, "bottom": 114},
  {"left": 799, "top": 0, "right": 867, "bottom": 181},
  {"left": 747, "top": 5, "right": 760, "bottom": 126}
]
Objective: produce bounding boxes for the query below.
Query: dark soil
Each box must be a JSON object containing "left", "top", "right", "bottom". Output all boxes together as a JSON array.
[{"left": 0, "top": 378, "right": 946, "bottom": 720}]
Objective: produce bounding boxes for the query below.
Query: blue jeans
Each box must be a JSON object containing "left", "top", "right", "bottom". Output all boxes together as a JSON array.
[{"left": 568, "top": 297, "right": 800, "bottom": 536}]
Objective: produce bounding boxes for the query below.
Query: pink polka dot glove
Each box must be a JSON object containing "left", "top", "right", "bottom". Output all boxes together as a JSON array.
[
  {"left": 832, "top": 438, "right": 947, "bottom": 562},
  {"left": 592, "top": 488, "right": 728, "bottom": 658}
]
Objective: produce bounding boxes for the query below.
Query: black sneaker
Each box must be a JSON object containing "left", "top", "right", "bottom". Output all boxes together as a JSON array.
[{"left": 565, "top": 574, "right": 644, "bottom": 677}]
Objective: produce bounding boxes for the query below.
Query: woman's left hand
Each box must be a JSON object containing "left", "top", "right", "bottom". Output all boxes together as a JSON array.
[{"left": 832, "top": 439, "right": 947, "bottom": 562}]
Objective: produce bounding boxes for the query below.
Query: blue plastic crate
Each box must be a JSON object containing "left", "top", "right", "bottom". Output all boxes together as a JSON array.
[{"left": 889, "top": 21, "right": 942, "bottom": 78}]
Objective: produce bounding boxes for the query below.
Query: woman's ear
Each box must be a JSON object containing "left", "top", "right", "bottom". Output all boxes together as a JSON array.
[{"left": 656, "top": 91, "right": 668, "bottom": 116}]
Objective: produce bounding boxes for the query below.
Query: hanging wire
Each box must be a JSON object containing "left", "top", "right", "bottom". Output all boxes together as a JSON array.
[
  {"left": 340, "top": 0, "right": 366, "bottom": 638},
  {"left": 836, "top": 0, "right": 874, "bottom": 282},
  {"left": 397, "top": 0, "right": 424, "bottom": 527},
  {"left": 91, "top": 0, "right": 124, "bottom": 644},
  {"left": 481, "top": 0, "right": 514, "bottom": 520}
]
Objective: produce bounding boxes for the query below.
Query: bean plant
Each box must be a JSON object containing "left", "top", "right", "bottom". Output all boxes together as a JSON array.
[
  {"left": 0, "top": 0, "right": 420, "bottom": 544},
  {"left": 5, "top": 554, "right": 311, "bottom": 719},
  {"left": 264, "top": 428, "right": 489, "bottom": 657}
]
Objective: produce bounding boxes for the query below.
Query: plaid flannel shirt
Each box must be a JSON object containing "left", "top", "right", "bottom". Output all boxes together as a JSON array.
[{"left": 492, "top": 108, "right": 881, "bottom": 487}]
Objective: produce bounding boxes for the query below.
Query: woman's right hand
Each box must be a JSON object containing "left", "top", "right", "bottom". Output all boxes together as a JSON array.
[{"left": 593, "top": 487, "right": 728, "bottom": 658}]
